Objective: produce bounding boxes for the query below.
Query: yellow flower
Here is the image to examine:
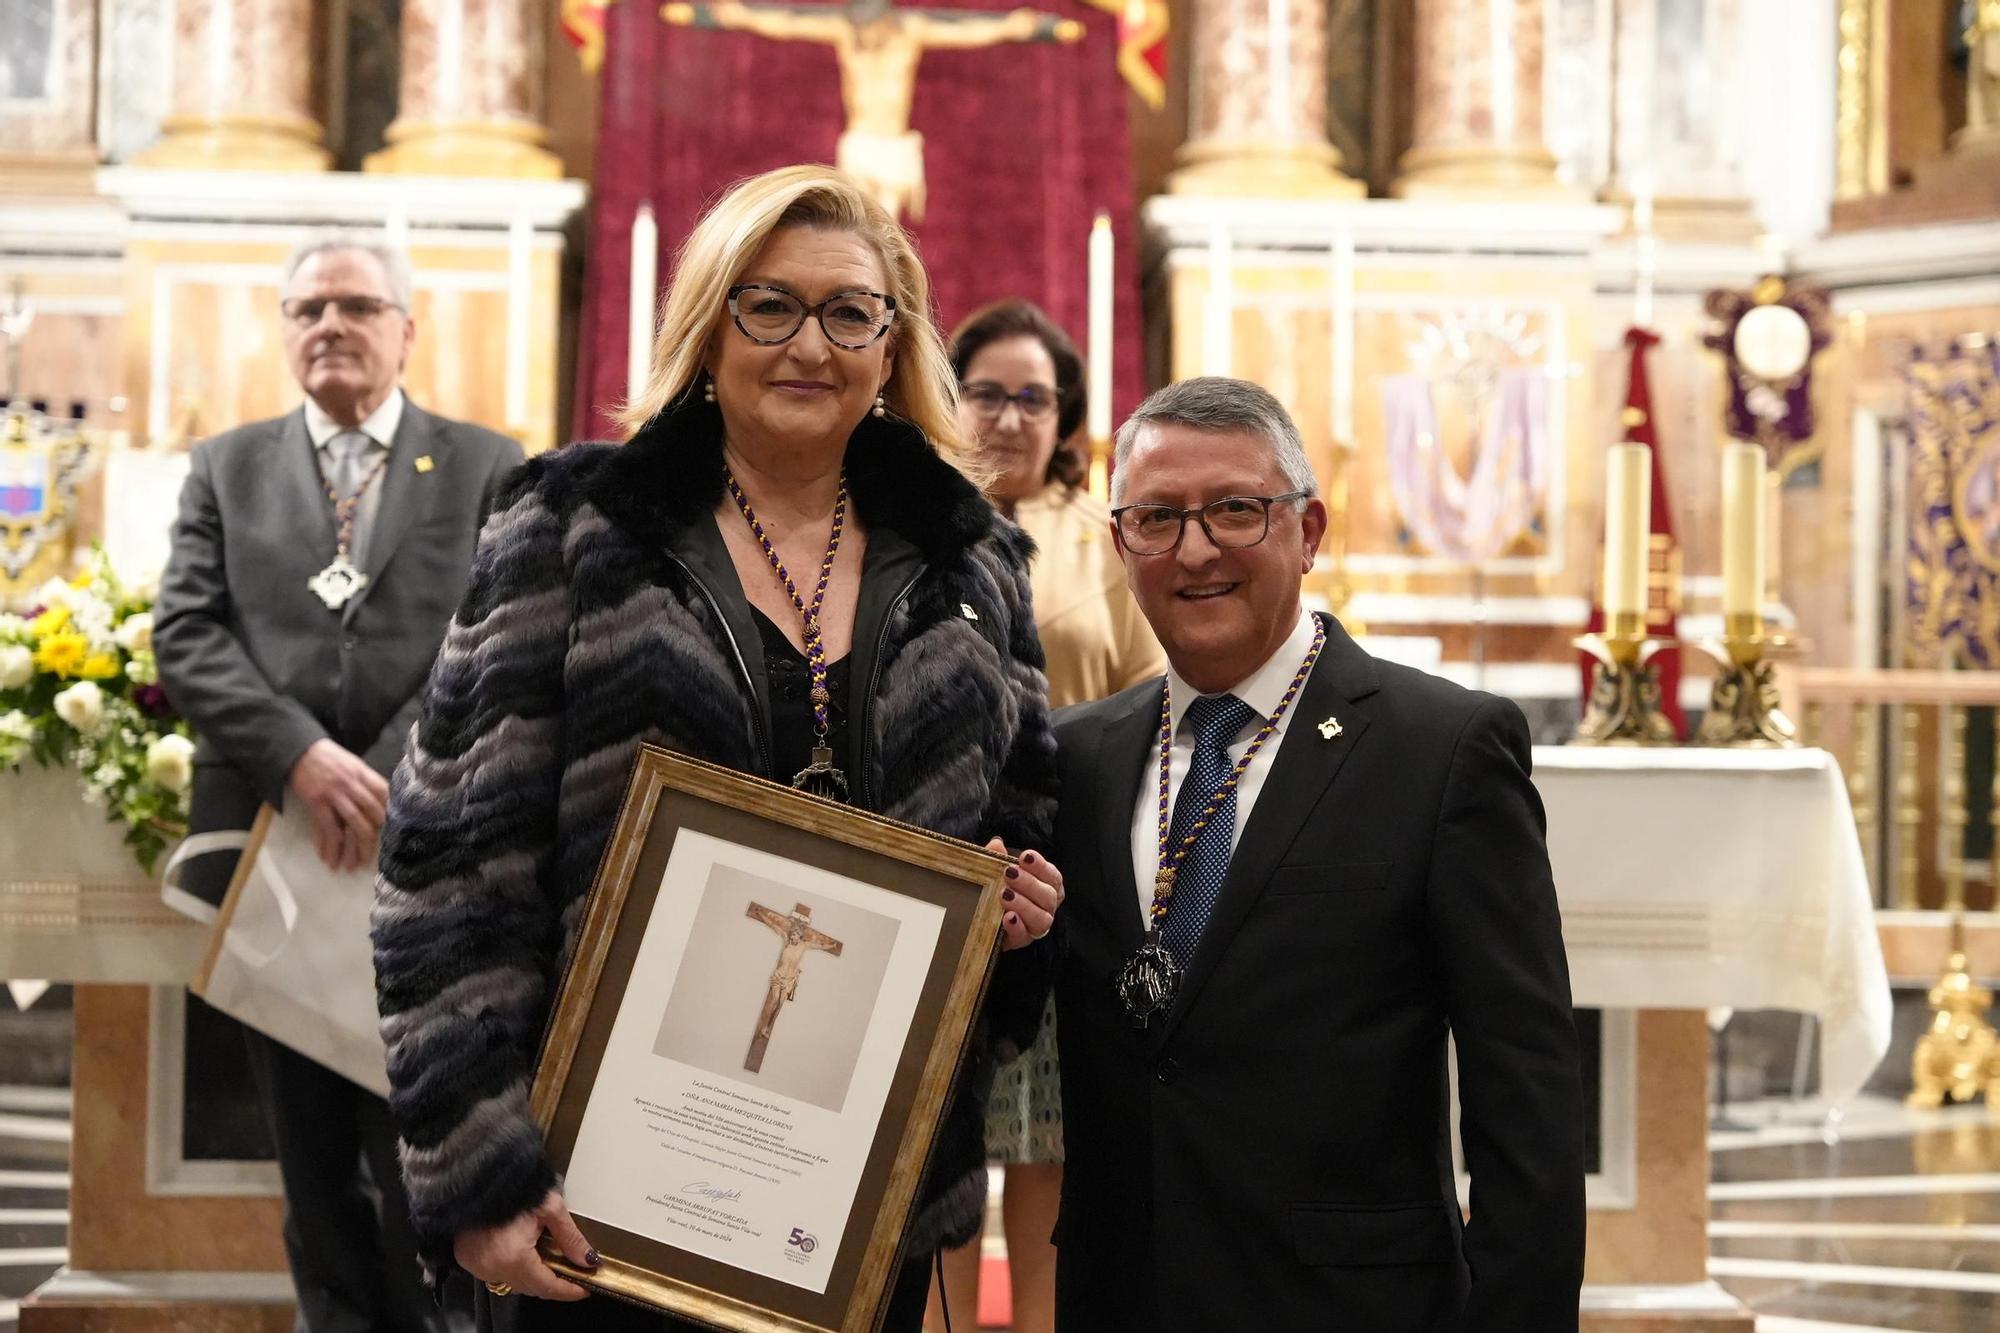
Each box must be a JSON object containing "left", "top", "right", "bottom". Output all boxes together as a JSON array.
[
  {"left": 29, "top": 605, "right": 70, "bottom": 639},
  {"left": 32, "top": 632, "right": 88, "bottom": 678},
  {"left": 78, "top": 652, "right": 120, "bottom": 680}
]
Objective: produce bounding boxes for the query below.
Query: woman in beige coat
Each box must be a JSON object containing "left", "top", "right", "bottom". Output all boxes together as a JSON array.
[{"left": 929, "top": 300, "right": 1163, "bottom": 1333}]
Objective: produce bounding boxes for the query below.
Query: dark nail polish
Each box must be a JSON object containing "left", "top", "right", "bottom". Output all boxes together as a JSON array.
[
  {"left": 585, "top": 1248, "right": 601, "bottom": 1268},
  {"left": 1002, "top": 888, "right": 1016, "bottom": 900},
  {"left": 1005, "top": 867, "right": 1019, "bottom": 880},
  {"left": 1023, "top": 851, "right": 1038, "bottom": 864}
]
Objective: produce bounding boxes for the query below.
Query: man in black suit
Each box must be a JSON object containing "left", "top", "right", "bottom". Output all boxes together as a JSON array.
[
  {"left": 155, "top": 233, "right": 522, "bottom": 1332},
  {"left": 1049, "top": 377, "right": 1584, "bottom": 1331}
]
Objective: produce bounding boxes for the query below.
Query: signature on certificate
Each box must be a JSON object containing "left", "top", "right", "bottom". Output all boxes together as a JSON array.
[{"left": 682, "top": 1180, "right": 745, "bottom": 1203}]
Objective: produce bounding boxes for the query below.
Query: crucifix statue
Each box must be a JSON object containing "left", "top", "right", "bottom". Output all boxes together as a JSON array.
[
  {"left": 661, "top": 0, "right": 1084, "bottom": 221},
  {"left": 743, "top": 900, "right": 844, "bottom": 1073}
]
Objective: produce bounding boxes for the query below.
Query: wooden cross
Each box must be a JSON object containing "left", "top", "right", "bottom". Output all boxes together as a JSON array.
[{"left": 743, "top": 900, "right": 844, "bottom": 1073}]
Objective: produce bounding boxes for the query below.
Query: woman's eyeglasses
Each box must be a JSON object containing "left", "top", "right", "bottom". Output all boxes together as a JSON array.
[
  {"left": 961, "top": 381, "right": 1059, "bottom": 422},
  {"left": 726, "top": 284, "right": 896, "bottom": 350}
]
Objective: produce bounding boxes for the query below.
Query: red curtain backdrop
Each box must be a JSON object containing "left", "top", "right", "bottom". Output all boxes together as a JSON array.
[{"left": 571, "top": 0, "right": 1144, "bottom": 443}]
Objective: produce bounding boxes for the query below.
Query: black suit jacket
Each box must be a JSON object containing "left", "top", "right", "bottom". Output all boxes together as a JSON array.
[
  {"left": 155, "top": 399, "right": 522, "bottom": 907},
  {"left": 1050, "top": 614, "right": 1585, "bottom": 1332}
]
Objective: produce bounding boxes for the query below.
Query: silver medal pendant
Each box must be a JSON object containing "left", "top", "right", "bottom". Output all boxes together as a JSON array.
[
  {"left": 308, "top": 554, "right": 368, "bottom": 610},
  {"left": 1115, "top": 930, "right": 1180, "bottom": 1028},
  {"left": 791, "top": 745, "right": 849, "bottom": 802}
]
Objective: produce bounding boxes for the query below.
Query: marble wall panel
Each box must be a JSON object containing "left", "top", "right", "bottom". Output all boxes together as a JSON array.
[
  {"left": 0, "top": 0, "right": 97, "bottom": 157},
  {"left": 96, "top": 0, "right": 171, "bottom": 161}
]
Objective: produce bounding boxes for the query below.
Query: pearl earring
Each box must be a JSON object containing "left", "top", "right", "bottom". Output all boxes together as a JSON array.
[
  {"left": 702, "top": 376, "right": 716, "bottom": 404},
  {"left": 872, "top": 393, "right": 887, "bottom": 419}
]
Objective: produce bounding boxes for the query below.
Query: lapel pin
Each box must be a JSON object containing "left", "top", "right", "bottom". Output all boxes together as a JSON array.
[
  {"left": 414, "top": 454, "right": 435, "bottom": 473},
  {"left": 1317, "top": 716, "right": 1343, "bottom": 741},
  {"left": 960, "top": 602, "right": 980, "bottom": 622}
]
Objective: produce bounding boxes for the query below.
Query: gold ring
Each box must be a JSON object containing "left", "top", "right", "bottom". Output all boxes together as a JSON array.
[{"left": 485, "top": 1282, "right": 513, "bottom": 1297}]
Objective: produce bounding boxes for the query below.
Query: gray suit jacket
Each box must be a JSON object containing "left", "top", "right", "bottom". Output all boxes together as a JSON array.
[{"left": 155, "top": 400, "right": 522, "bottom": 904}]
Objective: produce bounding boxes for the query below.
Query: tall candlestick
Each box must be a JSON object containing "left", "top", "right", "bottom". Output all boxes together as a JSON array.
[
  {"left": 1331, "top": 228, "right": 1355, "bottom": 444},
  {"left": 1601, "top": 442, "right": 1652, "bottom": 625},
  {"left": 1722, "top": 441, "right": 1766, "bottom": 623},
  {"left": 504, "top": 215, "right": 530, "bottom": 436},
  {"left": 628, "top": 204, "right": 658, "bottom": 403},
  {"left": 1764, "top": 466, "right": 1782, "bottom": 607},
  {"left": 1631, "top": 173, "right": 1656, "bottom": 329},
  {"left": 1087, "top": 212, "right": 1113, "bottom": 445}
]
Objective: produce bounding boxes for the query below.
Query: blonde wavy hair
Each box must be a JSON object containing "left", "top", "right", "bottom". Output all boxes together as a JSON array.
[{"left": 617, "top": 165, "right": 972, "bottom": 473}]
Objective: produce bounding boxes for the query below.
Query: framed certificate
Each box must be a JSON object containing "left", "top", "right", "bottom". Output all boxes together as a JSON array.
[{"left": 527, "top": 745, "right": 1010, "bottom": 1331}]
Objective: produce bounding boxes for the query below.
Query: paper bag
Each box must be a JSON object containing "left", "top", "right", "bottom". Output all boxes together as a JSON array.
[{"left": 190, "top": 805, "right": 390, "bottom": 1097}]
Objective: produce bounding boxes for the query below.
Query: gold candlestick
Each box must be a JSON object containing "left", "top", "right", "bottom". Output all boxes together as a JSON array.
[
  {"left": 1908, "top": 915, "right": 2000, "bottom": 1109},
  {"left": 1573, "top": 611, "right": 1677, "bottom": 746},
  {"left": 1693, "top": 612, "right": 1799, "bottom": 747}
]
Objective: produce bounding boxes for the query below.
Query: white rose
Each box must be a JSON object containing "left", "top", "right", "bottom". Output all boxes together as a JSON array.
[
  {"left": 145, "top": 733, "right": 195, "bottom": 794},
  {"left": 0, "top": 709, "right": 32, "bottom": 741},
  {"left": 74, "top": 604, "right": 112, "bottom": 636},
  {"left": 0, "top": 613, "right": 25, "bottom": 640},
  {"left": 53, "top": 680, "right": 105, "bottom": 732},
  {"left": 0, "top": 643, "right": 31, "bottom": 690},
  {"left": 114, "top": 612, "right": 154, "bottom": 653}
]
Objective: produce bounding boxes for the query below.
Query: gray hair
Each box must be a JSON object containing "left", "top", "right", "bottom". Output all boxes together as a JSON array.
[
  {"left": 281, "top": 230, "right": 414, "bottom": 310},
  {"left": 1110, "top": 376, "right": 1318, "bottom": 504}
]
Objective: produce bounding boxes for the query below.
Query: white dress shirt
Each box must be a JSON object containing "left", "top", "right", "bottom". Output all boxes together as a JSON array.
[
  {"left": 1128, "top": 608, "right": 1320, "bottom": 928},
  {"left": 304, "top": 388, "right": 403, "bottom": 567}
]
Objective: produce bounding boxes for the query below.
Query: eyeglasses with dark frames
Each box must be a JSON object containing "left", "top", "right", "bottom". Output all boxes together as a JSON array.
[
  {"left": 1110, "top": 491, "right": 1313, "bottom": 555},
  {"left": 281, "top": 295, "right": 406, "bottom": 327},
  {"left": 961, "top": 381, "right": 1060, "bottom": 422},
  {"left": 726, "top": 284, "right": 897, "bottom": 350}
]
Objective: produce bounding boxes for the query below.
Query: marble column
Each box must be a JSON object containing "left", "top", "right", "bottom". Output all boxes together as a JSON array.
[
  {"left": 135, "top": 0, "right": 329, "bottom": 170},
  {"left": 1169, "top": 0, "right": 1364, "bottom": 197},
  {"left": 1393, "top": 0, "right": 1577, "bottom": 199},
  {"left": 1603, "top": 0, "right": 1756, "bottom": 240},
  {"left": 365, "top": 0, "right": 561, "bottom": 179}
]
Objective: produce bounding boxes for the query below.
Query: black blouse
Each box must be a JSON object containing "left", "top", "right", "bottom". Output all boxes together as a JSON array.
[{"left": 750, "top": 606, "right": 854, "bottom": 791}]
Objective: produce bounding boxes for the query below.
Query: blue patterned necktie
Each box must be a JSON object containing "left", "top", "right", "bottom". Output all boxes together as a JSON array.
[{"left": 1159, "top": 693, "right": 1261, "bottom": 968}]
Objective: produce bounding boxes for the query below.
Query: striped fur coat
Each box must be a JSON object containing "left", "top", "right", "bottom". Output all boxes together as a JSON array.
[{"left": 372, "top": 400, "right": 1058, "bottom": 1285}]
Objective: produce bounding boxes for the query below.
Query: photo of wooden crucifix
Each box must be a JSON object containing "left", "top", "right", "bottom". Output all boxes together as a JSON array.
[
  {"left": 660, "top": 0, "right": 1083, "bottom": 222},
  {"left": 743, "top": 900, "right": 845, "bottom": 1073}
]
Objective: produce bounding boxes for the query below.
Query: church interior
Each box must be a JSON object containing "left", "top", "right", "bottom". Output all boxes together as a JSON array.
[{"left": 3, "top": 0, "right": 2000, "bottom": 1330}]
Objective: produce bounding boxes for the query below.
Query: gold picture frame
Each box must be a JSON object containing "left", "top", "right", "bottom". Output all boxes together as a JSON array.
[{"left": 527, "top": 745, "right": 1010, "bottom": 1331}]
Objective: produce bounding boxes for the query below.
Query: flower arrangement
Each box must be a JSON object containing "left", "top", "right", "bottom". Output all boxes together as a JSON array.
[{"left": 0, "top": 554, "right": 192, "bottom": 875}]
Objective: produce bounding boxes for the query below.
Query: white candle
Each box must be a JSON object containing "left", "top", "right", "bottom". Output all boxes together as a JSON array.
[
  {"left": 1601, "top": 443, "right": 1652, "bottom": 621},
  {"left": 1631, "top": 173, "right": 1656, "bottom": 329},
  {"left": 1331, "top": 228, "right": 1355, "bottom": 444},
  {"left": 1721, "top": 442, "right": 1766, "bottom": 621},
  {"left": 1765, "top": 465, "right": 1782, "bottom": 608},
  {"left": 628, "top": 203, "right": 658, "bottom": 403},
  {"left": 1203, "top": 221, "right": 1233, "bottom": 376},
  {"left": 1087, "top": 212, "right": 1113, "bottom": 444},
  {"left": 504, "top": 215, "right": 531, "bottom": 435}
]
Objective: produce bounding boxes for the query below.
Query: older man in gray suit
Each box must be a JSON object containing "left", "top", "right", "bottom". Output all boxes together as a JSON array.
[{"left": 155, "top": 232, "right": 522, "bottom": 1333}]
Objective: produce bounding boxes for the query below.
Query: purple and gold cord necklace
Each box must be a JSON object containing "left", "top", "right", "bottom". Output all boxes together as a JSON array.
[
  {"left": 1114, "top": 618, "right": 1326, "bottom": 1026},
  {"left": 726, "top": 467, "right": 851, "bottom": 800}
]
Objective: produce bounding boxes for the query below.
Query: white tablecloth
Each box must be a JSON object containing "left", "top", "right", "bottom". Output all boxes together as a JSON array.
[
  {"left": 1531, "top": 746, "right": 1892, "bottom": 1103},
  {"left": 0, "top": 765, "right": 206, "bottom": 984}
]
